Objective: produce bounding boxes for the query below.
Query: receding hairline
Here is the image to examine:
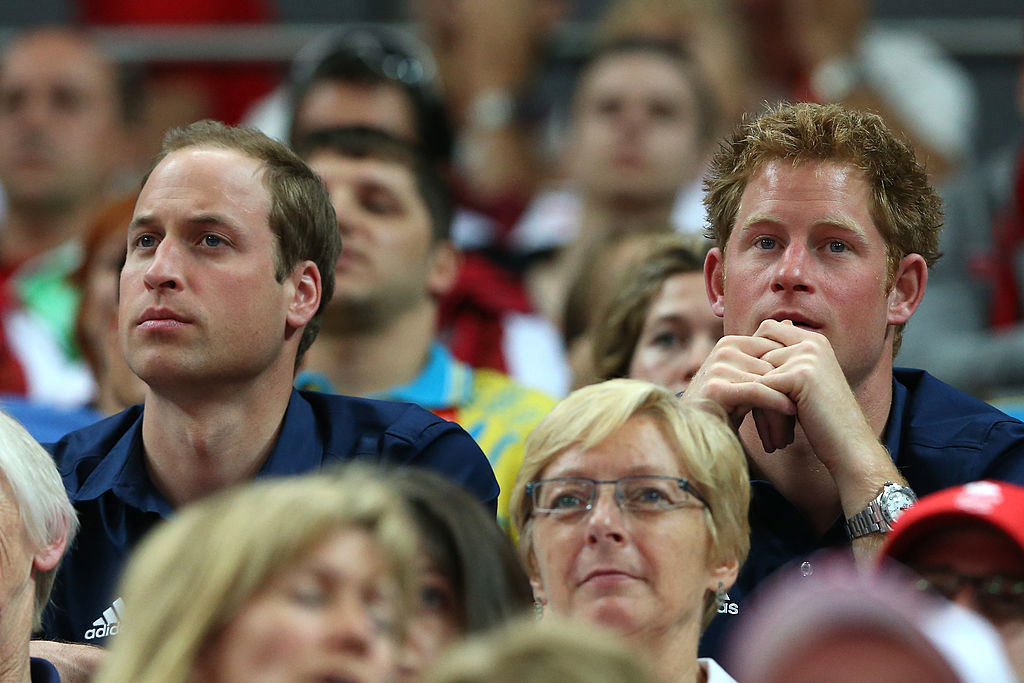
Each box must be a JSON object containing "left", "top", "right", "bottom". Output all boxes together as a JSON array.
[{"left": 138, "top": 144, "right": 272, "bottom": 215}]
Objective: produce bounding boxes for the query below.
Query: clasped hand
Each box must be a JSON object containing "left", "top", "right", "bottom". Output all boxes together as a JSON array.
[{"left": 684, "top": 319, "right": 870, "bottom": 471}]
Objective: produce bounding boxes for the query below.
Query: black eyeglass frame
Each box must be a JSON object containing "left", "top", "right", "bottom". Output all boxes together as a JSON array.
[{"left": 525, "top": 475, "right": 711, "bottom": 515}]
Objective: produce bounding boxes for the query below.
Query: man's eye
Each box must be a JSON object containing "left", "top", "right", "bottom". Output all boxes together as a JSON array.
[
  {"left": 362, "top": 189, "right": 400, "bottom": 215},
  {"left": 596, "top": 97, "right": 623, "bottom": 116},
  {"left": 202, "top": 234, "right": 223, "bottom": 247},
  {"left": 757, "top": 237, "right": 776, "bottom": 250},
  {"left": 0, "top": 90, "right": 23, "bottom": 114},
  {"left": 135, "top": 234, "right": 156, "bottom": 248},
  {"left": 828, "top": 240, "right": 847, "bottom": 253},
  {"left": 648, "top": 99, "right": 680, "bottom": 120}
]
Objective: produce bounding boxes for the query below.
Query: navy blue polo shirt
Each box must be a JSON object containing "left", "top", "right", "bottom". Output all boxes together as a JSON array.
[
  {"left": 30, "top": 658, "right": 60, "bottom": 683},
  {"left": 40, "top": 389, "right": 498, "bottom": 644},
  {"left": 699, "top": 368, "right": 1024, "bottom": 661}
]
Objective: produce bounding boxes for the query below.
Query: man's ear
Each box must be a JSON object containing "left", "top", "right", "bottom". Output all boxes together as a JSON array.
[
  {"left": 427, "top": 241, "right": 461, "bottom": 298},
  {"left": 887, "top": 253, "right": 928, "bottom": 325},
  {"left": 32, "top": 525, "right": 68, "bottom": 575},
  {"left": 705, "top": 247, "right": 726, "bottom": 318},
  {"left": 286, "top": 260, "right": 323, "bottom": 330}
]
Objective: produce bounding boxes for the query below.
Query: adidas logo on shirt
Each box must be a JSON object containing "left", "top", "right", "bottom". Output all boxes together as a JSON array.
[
  {"left": 84, "top": 597, "right": 124, "bottom": 640},
  {"left": 716, "top": 592, "right": 739, "bottom": 616}
]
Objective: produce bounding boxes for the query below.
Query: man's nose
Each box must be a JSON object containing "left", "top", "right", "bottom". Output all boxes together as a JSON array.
[
  {"left": 771, "top": 243, "right": 812, "bottom": 293},
  {"left": 141, "top": 240, "right": 183, "bottom": 291},
  {"left": 949, "top": 582, "right": 981, "bottom": 612},
  {"left": 330, "top": 189, "right": 362, "bottom": 239}
]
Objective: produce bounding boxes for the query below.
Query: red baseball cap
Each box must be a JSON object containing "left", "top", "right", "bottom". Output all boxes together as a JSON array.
[{"left": 880, "top": 480, "right": 1024, "bottom": 563}]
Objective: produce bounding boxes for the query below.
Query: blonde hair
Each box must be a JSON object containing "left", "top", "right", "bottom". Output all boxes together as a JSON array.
[
  {"left": 510, "top": 379, "right": 750, "bottom": 628},
  {"left": 96, "top": 468, "right": 417, "bottom": 683},
  {"left": 423, "top": 616, "right": 657, "bottom": 683}
]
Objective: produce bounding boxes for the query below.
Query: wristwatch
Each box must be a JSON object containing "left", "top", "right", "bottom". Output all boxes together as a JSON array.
[{"left": 844, "top": 481, "right": 917, "bottom": 540}]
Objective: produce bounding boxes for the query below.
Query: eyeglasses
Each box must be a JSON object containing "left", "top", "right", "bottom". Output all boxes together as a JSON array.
[
  {"left": 525, "top": 476, "right": 710, "bottom": 516},
  {"left": 337, "top": 31, "right": 431, "bottom": 87},
  {"left": 294, "top": 25, "right": 438, "bottom": 91},
  {"left": 913, "top": 568, "right": 1024, "bottom": 623}
]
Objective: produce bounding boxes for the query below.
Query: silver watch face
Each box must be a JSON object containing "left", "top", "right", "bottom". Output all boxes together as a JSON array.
[{"left": 880, "top": 489, "right": 916, "bottom": 523}]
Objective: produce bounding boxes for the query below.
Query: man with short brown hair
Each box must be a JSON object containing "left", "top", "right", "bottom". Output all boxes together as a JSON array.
[{"left": 40, "top": 121, "right": 497, "bottom": 656}]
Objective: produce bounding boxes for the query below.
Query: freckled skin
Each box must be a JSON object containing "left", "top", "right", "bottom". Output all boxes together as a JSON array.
[{"left": 713, "top": 160, "right": 895, "bottom": 389}]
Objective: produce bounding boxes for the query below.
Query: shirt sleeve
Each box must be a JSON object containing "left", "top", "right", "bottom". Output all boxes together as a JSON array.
[{"left": 407, "top": 424, "right": 500, "bottom": 516}]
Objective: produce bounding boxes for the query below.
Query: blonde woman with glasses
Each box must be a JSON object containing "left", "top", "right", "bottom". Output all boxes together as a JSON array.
[{"left": 510, "top": 379, "right": 750, "bottom": 683}]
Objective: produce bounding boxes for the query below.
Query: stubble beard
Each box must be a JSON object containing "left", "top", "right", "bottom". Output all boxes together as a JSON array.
[{"left": 321, "top": 289, "right": 421, "bottom": 336}]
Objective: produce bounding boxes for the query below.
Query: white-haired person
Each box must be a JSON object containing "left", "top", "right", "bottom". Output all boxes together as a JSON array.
[
  {"left": 0, "top": 411, "right": 78, "bottom": 682},
  {"left": 510, "top": 379, "right": 750, "bottom": 683},
  {"left": 94, "top": 468, "right": 419, "bottom": 683}
]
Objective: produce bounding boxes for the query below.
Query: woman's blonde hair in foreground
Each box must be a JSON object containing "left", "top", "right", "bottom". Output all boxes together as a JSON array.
[
  {"left": 95, "top": 467, "right": 418, "bottom": 683},
  {"left": 509, "top": 378, "right": 750, "bottom": 628},
  {"left": 423, "top": 615, "right": 657, "bottom": 683}
]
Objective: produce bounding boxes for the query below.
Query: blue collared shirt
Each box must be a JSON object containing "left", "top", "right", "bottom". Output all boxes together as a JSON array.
[
  {"left": 30, "top": 658, "right": 60, "bottom": 683},
  {"left": 41, "top": 389, "right": 497, "bottom": 645},
  {"left": 297, "top": 342, "right": 475, "bottom": 411},
  {"left": 699, "top": 368, "right": 1024, "bottom": 661}
]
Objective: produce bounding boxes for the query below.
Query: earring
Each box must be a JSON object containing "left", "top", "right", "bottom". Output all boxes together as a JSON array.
[
  {"left": 533, "top": 599, "right": 544, "bottom": 618},
  {"left": 714, "top": 582, "right": 726, "bottom": 610}
]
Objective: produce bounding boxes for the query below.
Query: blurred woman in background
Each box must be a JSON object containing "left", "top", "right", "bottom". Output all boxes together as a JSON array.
[
  {"left": 591, "top": 235, "right": 719, "bottom": 394},
  {"left": 390, "top": 467, "right": 533, "bottom": 681},
  {"left": 95, "top": 468, "right": 418, "bottom": 683}
]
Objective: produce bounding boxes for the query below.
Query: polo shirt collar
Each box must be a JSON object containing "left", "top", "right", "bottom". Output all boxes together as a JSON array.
[
  {"left": 294, "top": 342, "right": 473, "bottom": 412},
  {"left": 30, "top": 657, "right": 61, "bottom": 683},
  {"left": 368, "top": 342, "right": 473, "bottom": 410},
  {"left": 255, "top": 389, "right": 324, "bottom": 475},
  {"left": 75, "top": 390, "right": 323, "bottom": 516},
  {"left": 882, "top": 370, "right": 910, "bottom": 464}
]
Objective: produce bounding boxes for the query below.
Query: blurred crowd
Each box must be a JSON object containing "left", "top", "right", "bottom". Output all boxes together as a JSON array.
[{"left": 0, "top": 1, "right": 1020, "bottom": 682}]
